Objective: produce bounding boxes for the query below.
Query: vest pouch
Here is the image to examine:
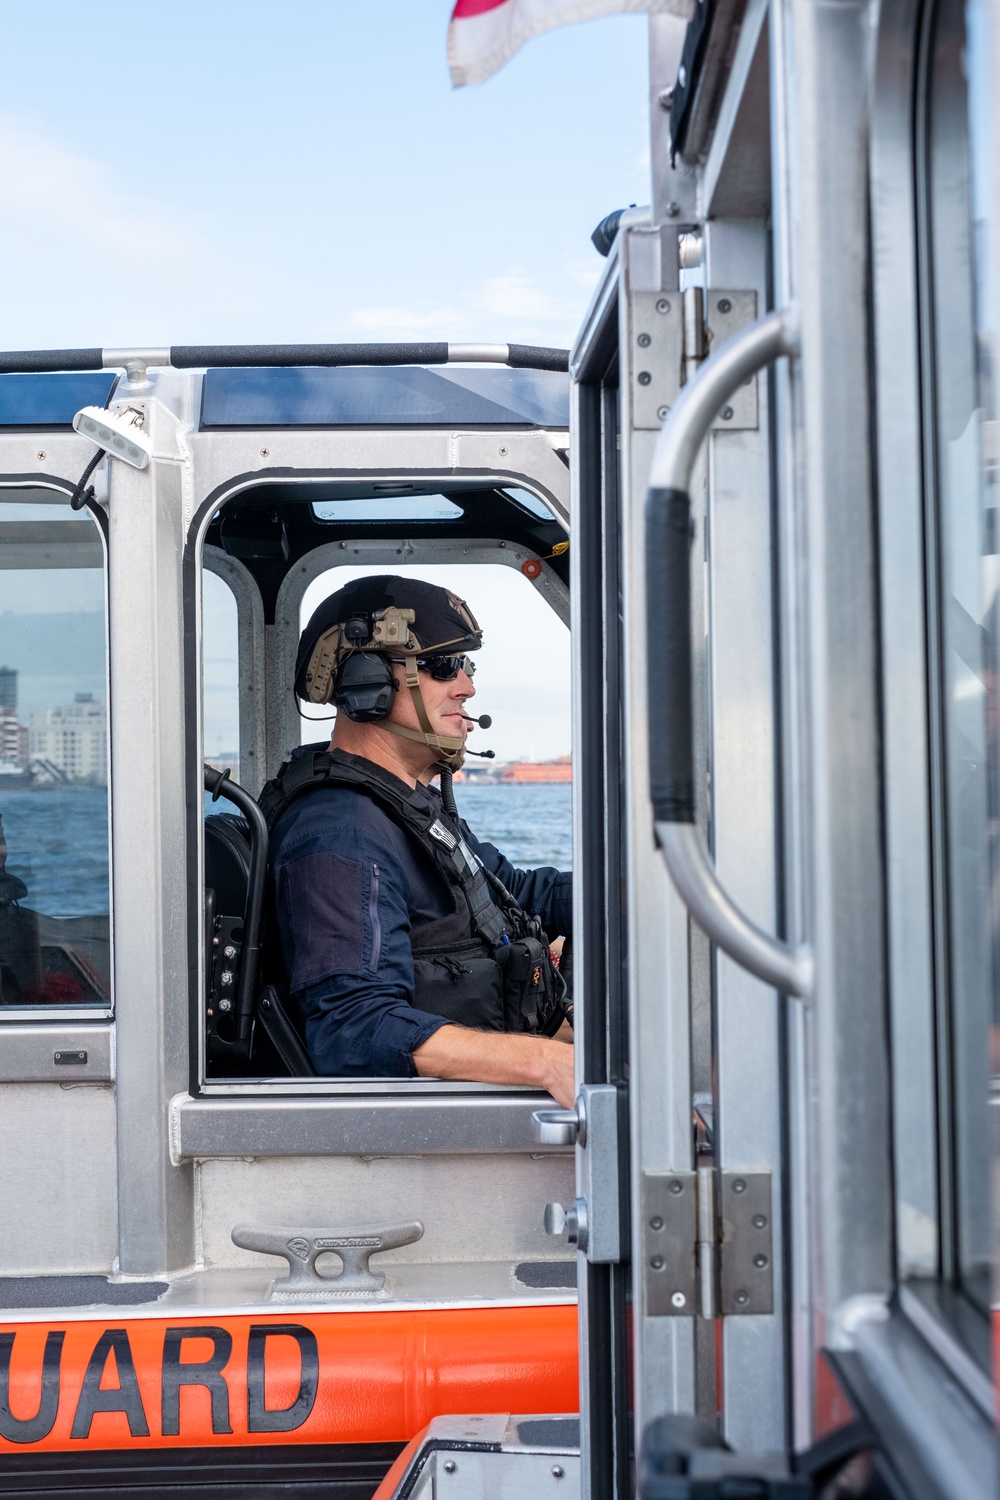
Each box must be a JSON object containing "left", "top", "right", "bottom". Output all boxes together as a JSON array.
[
  {"left": 411, "top": 938, "right": 505, "bottom": 1030},
  {"left": 497, "top": 935, "right": 557, "bottom": 1034}
]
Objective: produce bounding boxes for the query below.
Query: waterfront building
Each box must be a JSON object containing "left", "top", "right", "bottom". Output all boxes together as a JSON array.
[
  {"left": 29, "top": 692, "right": 108, "bottom": 785},
  {"left": 498, "top": 755, "right": 572, "bottom": 784},
  {"left": 0, "top": 707, "right": 28, "bottom": 768},
  {"left": 0, "top": 670, "right": 28, "bottom": 768}
]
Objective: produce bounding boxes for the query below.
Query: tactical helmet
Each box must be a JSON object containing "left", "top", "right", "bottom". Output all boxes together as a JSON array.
[{"left": 295, "top": 574, "right": 482, "bottom": 766}]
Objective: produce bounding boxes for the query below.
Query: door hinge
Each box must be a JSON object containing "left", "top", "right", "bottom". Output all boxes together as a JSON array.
[
  {"left": 705, "top": 289, "right": 759, "bottom": 430},
  {"left": 628, "top": 287, "right": 759, "bottom": 430},
  {"left": 641, "top": 1168, "right": 773, "bottom": 1318}
]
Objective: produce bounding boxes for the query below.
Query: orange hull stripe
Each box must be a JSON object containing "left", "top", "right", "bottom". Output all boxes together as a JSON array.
[{"left": 0, "top": 1306, "right": 578, "bottom": 1453}]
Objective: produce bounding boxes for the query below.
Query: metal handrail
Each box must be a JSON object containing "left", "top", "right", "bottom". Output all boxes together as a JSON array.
[
  {"left": 0, "top": 341, "right": 570, "bottom": 376},
  {"left": 645, "top": 307, "right": 813, "bottom": 1000}
]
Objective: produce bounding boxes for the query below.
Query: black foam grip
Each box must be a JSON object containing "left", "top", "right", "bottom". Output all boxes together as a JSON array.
[
  {"left": 0, "top": 344, "right": 572, "bottom": 375},
  {"left": 506, "top": 344, "right": 569, "bottom": 372},
  {"left": 0, "top": 349, "right": 103, "bottom": 374},
  {"left": 646, "top": 487, "right": 695, "bottom": 823},
  {"left": 171, "top": 343, "right": 450, "bottom": 369}
]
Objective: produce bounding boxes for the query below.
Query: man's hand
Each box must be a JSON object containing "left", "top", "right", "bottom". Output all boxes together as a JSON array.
[{"left": 412, "top": 1025, "right": 576, "bottom": 1108}]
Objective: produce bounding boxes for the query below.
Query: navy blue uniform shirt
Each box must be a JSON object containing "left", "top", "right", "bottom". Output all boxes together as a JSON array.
[{"left": 270, "top": 749, "right": 572, "bottom": 1078}]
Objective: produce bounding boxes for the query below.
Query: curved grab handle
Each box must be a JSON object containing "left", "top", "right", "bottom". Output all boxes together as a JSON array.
[{"left": 646, "top": 308, "right": 813, "bottom": 1000}]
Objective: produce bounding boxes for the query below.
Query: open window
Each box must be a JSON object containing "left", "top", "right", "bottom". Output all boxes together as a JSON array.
[
  {"left": 0, "top": 489, "right": 111, "bottom": 1017},
  {"left": 196, "top": 478, "right": 571, "bottom": 1089}
]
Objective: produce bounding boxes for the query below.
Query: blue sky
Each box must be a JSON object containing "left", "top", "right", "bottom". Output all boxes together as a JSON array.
[
  {"left": 1, "top": 2, "right": 652, "bottom": 763},
  {"left": 0, "top": 2, "right": 650, "bottom": 350}
]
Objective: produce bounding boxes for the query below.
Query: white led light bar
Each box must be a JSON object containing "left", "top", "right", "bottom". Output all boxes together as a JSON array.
[{"left": 72, "top": 405, "right": 152, "bottom": 469}]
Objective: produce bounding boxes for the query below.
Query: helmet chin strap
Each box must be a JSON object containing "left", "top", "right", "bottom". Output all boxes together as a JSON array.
[{"left": 381, "top": 657, "right": 466, "bottom": 768}]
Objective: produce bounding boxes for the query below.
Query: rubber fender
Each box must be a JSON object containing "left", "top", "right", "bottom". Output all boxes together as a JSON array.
[{"left": 0, "top": 1305, "right": 578, "bottom": 1453}]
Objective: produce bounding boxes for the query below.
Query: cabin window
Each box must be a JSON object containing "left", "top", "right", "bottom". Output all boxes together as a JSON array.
[
  {"left": 0, "top": 492, "right": 111, "bottom": 1014},
  {"left": 921, "top": 0, "right": 996, "bottom": 1313},
  {"left": 202, "top": 566, "right": 241, "bottom": 783},
  {"left": 312, "top": 497, "right": 464, "bottom": 523},
  {"left": 198, "top": 481, "right": 572, "bottom": 1085}
]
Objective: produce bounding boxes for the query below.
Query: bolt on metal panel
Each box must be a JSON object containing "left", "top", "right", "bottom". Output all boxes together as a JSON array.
[
  {"left": 640, "top": 1168, "right": 774, "bottom": 1317},
  {"left": 641, "top": 1171, "right": 697, "bottom": 1316},
  {"left": 719, "top": 1171, "right": 774, "bottom": 1315},
  {"left": 629, "top": 291, "right": 684, "bottom": 430},
  {"left": 707, "top": 291, "right": 759, "bottom": 428}
]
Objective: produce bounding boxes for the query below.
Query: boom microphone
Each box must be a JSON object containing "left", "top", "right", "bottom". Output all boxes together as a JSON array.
[{"left": 461, "top": 711, "right": 494, "bottom": 757}]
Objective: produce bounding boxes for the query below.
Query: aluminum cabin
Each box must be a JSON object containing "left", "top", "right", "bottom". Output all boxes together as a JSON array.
[{"left": 0, "top": 348, "right": 578, "bottom": 1492}]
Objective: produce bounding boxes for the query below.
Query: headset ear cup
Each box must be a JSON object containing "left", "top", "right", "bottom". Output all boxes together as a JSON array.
[{"left": 333, "top": 653, "right": 398, "bottom": 722}]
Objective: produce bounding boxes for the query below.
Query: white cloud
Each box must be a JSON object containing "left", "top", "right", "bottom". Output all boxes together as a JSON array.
[
  {"left": 0, "top": 118, "right": 611, "bottom": 351},
  {"left": 0, "top": 116, "right": 256, "bottom": 343},
  {"left": 347, "top": 260, "right": 604, "bottom": 347},
  {"left": 0, "top": 117, "right": 204, "bottom": 263},
  {"left": 345, "top": 302, "right": 467, "bottom": 337},
  {"left": 479, "top": 271, "right": 568, "bottom": 321},
  {"left": 565, "top": 256, "right": 605, "bottom": 288}
]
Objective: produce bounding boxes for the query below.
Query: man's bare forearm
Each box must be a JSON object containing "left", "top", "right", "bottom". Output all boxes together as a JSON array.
[{"left": 411, "top": 1025, "right": 575, "bottom": 1107}]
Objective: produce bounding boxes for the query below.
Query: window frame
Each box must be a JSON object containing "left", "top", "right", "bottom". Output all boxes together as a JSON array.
[
  {"left": 203, "top": 547, "right": 267, "bottom": 797},
  {"left": 191, "top": 473, "right": 571, "bottom": 1102},
  {"left": 871, "top": 0, "right": 996, "bottom": 1373},
  {"left": 0, "top": 481, "right": 113, "bottom": 1024},
  {"left": 915, "top": 0, "right": 996, "bottom": 1319}
]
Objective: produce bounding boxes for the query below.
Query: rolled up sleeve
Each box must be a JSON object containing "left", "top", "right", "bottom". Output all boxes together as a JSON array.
[{"left": 297, "top": 976, "right": 448, "bottom": 1077}]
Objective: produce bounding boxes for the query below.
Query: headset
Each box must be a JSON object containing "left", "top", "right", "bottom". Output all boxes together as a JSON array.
[{"left": 332, "top": 615, "right": 399, "bottom": 722}]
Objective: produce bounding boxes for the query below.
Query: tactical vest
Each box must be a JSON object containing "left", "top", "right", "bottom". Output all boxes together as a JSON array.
[{"left": 259, "top": 746, "right": 568, "bottom": 1038}]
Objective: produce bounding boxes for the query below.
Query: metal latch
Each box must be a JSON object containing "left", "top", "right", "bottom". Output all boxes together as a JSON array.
[
  {"left": 544, "top": 1199, "right": 587, "bottom": 1248},
  {"left": 531, "top": 1108, "right": 580, "bottom": 1147},
  {"left": 232, "top": 1220, "right": 423, "bottom": 1300},
  {"left": 536, "top": 1084, "right": 622, "bottom": 1265},
  {"left": 641, "top": 1170, "right": 772, "bottom": 1317}
]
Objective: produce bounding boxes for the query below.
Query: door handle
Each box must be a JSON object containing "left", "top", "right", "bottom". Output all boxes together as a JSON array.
[
  {"left": 645, "top": 308, "right": 813, "bottom": 1000},
  {"left": 531, "top": 1107, "right": 581, "bottom": 1147}
]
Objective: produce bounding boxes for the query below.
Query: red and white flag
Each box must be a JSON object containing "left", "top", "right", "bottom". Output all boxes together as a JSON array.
[{"left": 448, "top": 0, "right": 693, "bottom": 87}]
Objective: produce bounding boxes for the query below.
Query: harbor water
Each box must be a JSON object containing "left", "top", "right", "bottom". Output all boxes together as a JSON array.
[{"left": 1, "top": 782, "right": 572, "bottom": 921}]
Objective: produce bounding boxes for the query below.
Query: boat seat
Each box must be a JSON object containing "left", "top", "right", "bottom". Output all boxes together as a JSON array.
[{"left": 204, "top": 810, "right": 316, "bottom": 1078}]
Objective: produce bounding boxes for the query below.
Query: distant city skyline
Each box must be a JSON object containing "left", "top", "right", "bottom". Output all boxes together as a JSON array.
[{"left": 0, "top": 666, "right": 107, "bottom": 785}]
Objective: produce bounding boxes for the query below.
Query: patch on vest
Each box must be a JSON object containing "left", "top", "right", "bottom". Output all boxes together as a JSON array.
[{"left": 428, "top": 819, "right": 458, "bottom": 851}]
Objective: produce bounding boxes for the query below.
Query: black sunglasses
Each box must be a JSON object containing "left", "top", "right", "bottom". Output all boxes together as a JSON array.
[{"left": 415, "top": 654, "right": 477, "bottom": 682}]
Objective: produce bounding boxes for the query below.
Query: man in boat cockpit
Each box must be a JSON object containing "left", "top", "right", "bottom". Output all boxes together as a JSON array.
[{"left": 260, "top": 575, "right": 575, "bottom": 1107}]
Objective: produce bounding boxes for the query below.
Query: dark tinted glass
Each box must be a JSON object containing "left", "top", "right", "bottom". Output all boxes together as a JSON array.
[{"left": 0, "top": 494, "right": 110, "bottom": 1010}]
